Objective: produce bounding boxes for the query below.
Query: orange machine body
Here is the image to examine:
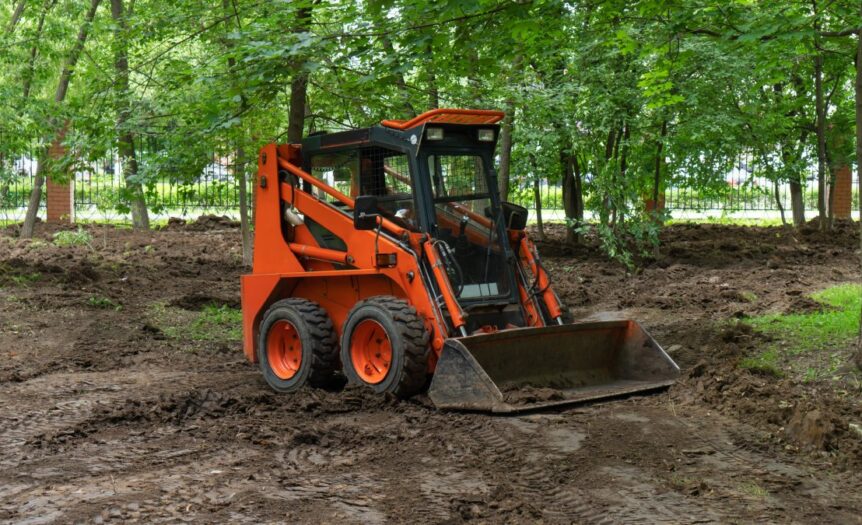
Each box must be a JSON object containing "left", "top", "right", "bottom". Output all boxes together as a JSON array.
[{"left": 240, "top": 109, "right": 564, "bottom": 374}]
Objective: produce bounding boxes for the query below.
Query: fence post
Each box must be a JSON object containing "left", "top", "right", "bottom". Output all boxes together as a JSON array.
[
  {"left": 45, "top": 131, "right": 74, "bottom": 224},
  {"left": 832, "top": 165, "right": 852, "bottom": 220}
]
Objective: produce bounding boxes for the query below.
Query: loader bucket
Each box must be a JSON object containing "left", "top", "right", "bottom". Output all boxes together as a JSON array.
[{"left": 428, "top": 319, "right": 679, "bottom": 413}]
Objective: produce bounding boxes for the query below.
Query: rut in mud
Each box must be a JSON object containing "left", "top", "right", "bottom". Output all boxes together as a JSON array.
[{"left": 0, "top": 219, "right": 860, "bottom": 523}]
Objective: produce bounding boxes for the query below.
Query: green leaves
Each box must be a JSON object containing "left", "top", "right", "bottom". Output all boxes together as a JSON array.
[{"left": 1, "top": 0, "right": 857, "bottom": 258}]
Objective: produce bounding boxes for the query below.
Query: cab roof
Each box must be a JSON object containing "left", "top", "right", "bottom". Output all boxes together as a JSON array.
[{"left": 300, "top": 108, "right": 504, "bottom": 155}]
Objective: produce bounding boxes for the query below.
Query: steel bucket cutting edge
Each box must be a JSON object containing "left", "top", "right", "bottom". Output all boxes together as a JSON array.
[{"left": 428, "top": 319, "right": 680, "bottom": 413}]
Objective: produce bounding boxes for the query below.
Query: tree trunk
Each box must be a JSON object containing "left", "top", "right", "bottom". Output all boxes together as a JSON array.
[
  {"left": 381, "top": 36, "right": 415, "bottom": 117},
  {"left": 5, "top": 0, "right": 27, "bottom": 34},
  {"left": 651, "top": 119, "right": 668, "bottom": 232},
  {"left": 498, "top": 99, "right": 514, "bottom": 202},
  {"left": 573, "top": 154, "right": 584, "bottom": 223},
  {"left": 222, "top": 0, "right": 252, "bottom": 266},
  {"left": 426, "top": 42, "right": 438, "bottom": 109},
  {"left": 615, "top": 122, "right": 630, "bottom": 227},
  {"left": 21, "top": 148, "right": 48, "bottom": 237},
  {"left": 111, "top": 0, "right": 148, "bottom": 229},
  {"left": 813, "top": 17, "right": 829, "bottom": 231},
  {"left": 789, "top": 179, "right": 805, "bottom": 226},
  {"left": 827, "top": 165, "right": 837, "bottom": 228},
  {"left": 854, "top": 8, "right": 862, "bottom": 370},
  {"left": 22, "top": 0, "right": 56, "bottom": 99},
  {"left": 287, "top": 73, "right": 308, "bottom": 143},
  {"left": 237, "top": 147, "right": 252, "bottom": 266},
  {"left": 533, "top": 177, "right": 545, "bottom": 241},
  {"left": 286, "top": 7, "right": 312, "bottom": 143},
  {"left": 20, "top": 0, "right": 101, "bottom": 238},
  {"left": 774, "top": 180, "right": 787, "bottom": 226},
  {"left": 561, "top": 151, "right": 583, "bottom": 246},
  {"left": 857, "top": 16, "right": 862, "bottom": 223}
]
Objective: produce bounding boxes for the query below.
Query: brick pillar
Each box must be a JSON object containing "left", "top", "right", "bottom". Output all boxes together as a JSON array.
[
  {"left": 832, "top": 165, "right": 852, "bottom": 219},
  {"left": 645, "top": 193, "right": 666, "bottom": 213},
  {"left": 45, "top": 131, "right": 74, "bottom": 223}
]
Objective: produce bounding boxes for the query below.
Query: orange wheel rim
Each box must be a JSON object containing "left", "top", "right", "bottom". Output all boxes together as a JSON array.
[
  {"left": 267, "top": 320, "right": 302, "bottom": 380},
  {"left": 350, "top": 319, "right": 392, "bottom": 384}
]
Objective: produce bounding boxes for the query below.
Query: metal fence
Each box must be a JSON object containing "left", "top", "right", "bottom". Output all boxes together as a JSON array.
[
  {"left": 0, "top": 141, "right": 858, "bottom": 222},
  {"left": 513, "top": 153, "right": 858, "bottom": 221},
  {"left": 0, "top": 137, "right": 253, "bottom": 221}
]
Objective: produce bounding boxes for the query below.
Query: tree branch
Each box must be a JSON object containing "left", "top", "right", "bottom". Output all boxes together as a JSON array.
[
  {"left": 5, "top": 0, "right": 27, "bottom": 35},
  {"left": 820, "top": 25, "right": 862, "bottom": 37}
]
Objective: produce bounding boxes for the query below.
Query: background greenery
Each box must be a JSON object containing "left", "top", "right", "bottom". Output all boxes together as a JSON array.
[{"left": 1, "top": 0, "right": 860, "bottom": 258}]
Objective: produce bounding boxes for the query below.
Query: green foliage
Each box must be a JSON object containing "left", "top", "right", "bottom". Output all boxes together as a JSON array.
[
  {"left": 52, "top": 227, "right": 93, "bottom": 247},
  {"left": 2, "top": 0, "right": 860, "bottom": 260}
]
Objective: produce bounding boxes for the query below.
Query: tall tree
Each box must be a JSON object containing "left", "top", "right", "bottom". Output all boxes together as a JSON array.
[
  {"left": 111, "top": 0, "right": 148, "bottom": 229},
  {"left": 287, "top": 4, "right": 313, "bottom": 143},
  {"left": 497, "top": 99, "right": 514, "bottom": 202},
  {"left": 5, "top": 0, "right": 26, "bottom": 34},
  {"left": 20, "top": 0, "right": 101, "bottom": 238},
  {"left": 222, "top": 0, "right": 251, "bottom": 266}
]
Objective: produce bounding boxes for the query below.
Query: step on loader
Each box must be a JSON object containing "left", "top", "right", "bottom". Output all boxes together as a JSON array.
[{"left": 241, "top": 109, "right": 679, "bottom": 413}]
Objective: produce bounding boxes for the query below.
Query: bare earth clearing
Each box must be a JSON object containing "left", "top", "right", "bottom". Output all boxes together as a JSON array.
[{"left": 0, "top": 219, "right": 860, "bottom": 524}]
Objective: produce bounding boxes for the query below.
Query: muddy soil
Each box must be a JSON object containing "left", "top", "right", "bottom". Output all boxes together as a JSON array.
[{"left": 1, "top": 220, "right": 860, "bottom": 524}]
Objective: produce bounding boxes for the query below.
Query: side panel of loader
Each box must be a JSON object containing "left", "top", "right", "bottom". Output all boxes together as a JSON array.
[
  {"left": 241, "top": 271, "right": 414, "bottom": 362},
  {"left": 242, "top": 144, "right": 453, "bottom": 363}
]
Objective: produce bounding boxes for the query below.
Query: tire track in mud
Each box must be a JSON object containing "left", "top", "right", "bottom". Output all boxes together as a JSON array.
[
  {"left": 665, "top": 412, "right": 860, "bottom": 523},
  {"left": 0, "top": 370, "right": 225, "bottom": 470},
  {"left": 586, "top": 406, "right": 753, "bottom": 524},
  {"left": 468, "top": 418, "right": 610, "bottom": 524},
  {"left": 2, "top": 446, "right": 264, "bottom": 524},
  {"left": 466, "top": 409, "right": 740, "bottom": 524},
  {"left": 0, "top": 377, "right": 130, "bottom": 467},
  {"left": 585, "top": 404, "right": 854, "bottom": 524}
]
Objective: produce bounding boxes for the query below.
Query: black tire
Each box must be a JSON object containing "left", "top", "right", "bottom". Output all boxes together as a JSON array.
[
  {"left": 340, "top": 296, "right": 430, "bottom": 398},
  {"left": 257, "top": 298, "right": 338, "bottom": 393}
]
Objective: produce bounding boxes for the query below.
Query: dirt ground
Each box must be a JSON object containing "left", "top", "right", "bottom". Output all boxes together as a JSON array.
[{"left": 0, "top": 218, "right": 860, "bottom": 524}]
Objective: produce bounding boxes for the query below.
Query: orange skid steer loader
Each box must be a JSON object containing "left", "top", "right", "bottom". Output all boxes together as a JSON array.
[{"left": 240, "top": 109, "right": 679, "bottom": 413}]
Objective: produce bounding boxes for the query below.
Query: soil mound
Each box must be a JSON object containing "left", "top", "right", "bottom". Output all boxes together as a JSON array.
[
  {"left": 169, "top": 292, "right": 240, "bottom": 310},
  {"left": 784, "top": 296, "right": 831, "bottom": 315},
  {"left": 188, "top": 214, "right": 240, "bottom": 231},
  {"left": 785, "top": 406, "right": 838, "bottom": 450},
  {"left": 159, "top": 215, "right": 239, "bottom": 231}
]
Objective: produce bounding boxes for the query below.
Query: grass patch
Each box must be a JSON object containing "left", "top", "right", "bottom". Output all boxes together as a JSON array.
[
  {"left": 147, "top": 302, "right": 242, "bottom": 345},
  {"left": 738, "top": 481, "right": 768, "bottom": 499},
  {"left": 0, "top": 263, "right": 40, "bottom": 287},
  {"left": 741, "top": 284, "right": 861, "bottom": 380},
  {"left": 748, "top": 284, "right": 861, "bottom": 353},
  {"left": 739, "top": 348, "right": 784, "bottom": 378},
  {"left": 52, "top": 227, "right": 93, "bottom": 247},
  {"left": 739, "top": 290, "right": 758, "bottom": 303},
  {"left": 191, "top": 304, "right": 242, "bottom": 341},
  {"left": 87, "top": 296, "right": 121, "bottom": 310}
]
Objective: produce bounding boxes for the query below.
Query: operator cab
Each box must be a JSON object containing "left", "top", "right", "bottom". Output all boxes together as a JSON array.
[{"left": 299, "top": 113, "right": 527, "bottom": 331}]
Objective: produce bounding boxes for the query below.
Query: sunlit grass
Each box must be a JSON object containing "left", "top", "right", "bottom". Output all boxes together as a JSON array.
[
  {"left": 52, "top": 227, "right": 93, "bottom": 247},
  {"left": 147, "top": 302, "right": 242, "bottom": 345},
  {"left": 740, "top": 284, "right": 861, "bottom": 380}
]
